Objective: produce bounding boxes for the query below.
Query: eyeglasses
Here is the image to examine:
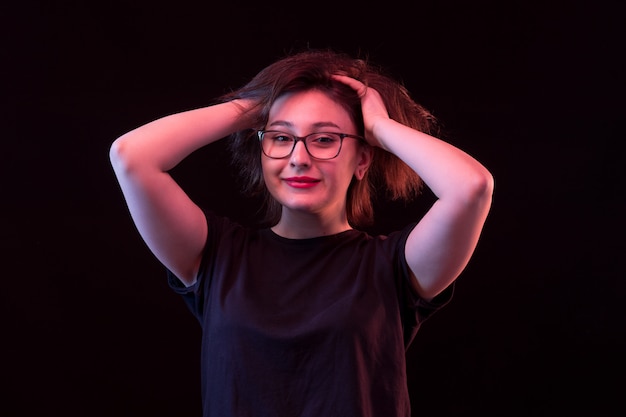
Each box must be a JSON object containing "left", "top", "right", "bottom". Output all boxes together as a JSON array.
[{"left": 257, "top": 130, "right": 364, "bottom": 160}]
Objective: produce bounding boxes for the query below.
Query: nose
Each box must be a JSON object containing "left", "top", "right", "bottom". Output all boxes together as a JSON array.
[{"left": 289, "top": 140, "right": 311, "bottom": 166}]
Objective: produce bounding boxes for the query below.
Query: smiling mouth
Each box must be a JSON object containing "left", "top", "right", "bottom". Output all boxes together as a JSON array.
[{"left": 284, "top": 177, "right": 321, "bottom": 188}]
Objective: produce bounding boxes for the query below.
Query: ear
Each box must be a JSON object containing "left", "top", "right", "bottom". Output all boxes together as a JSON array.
[{"left": 354, "top": 145, "right": 373, "bottom": 180}]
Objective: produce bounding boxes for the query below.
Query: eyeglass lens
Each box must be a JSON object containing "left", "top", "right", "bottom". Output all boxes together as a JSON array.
[{"left": 260, "top": 131, "right": 343, "bottom": 160}]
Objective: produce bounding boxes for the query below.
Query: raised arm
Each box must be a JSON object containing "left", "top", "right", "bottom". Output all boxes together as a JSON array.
[
  {"left": 334, "top": 75, "right": 494, "bottom": 300},
  {"left": 373, "top": 118, "right": 493, "bottom": 300},
  {"left": 109, "top": 100, "right": 255, "bottom": 286}
]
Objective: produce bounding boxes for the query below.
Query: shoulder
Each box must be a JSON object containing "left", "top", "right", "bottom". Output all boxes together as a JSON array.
[
  {"left": 359, "top": 223, "right": 419, "bottom": 255},
  {"left": 205, "top": 211, "right": 258, "bottom": 242}
]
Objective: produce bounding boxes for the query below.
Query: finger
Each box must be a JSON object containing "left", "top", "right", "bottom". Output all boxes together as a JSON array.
[{"left": 331, "top": 74, "right": 368, "bottom": 98}]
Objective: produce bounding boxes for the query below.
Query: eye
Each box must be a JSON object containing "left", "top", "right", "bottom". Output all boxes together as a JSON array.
[
  {"left": 268, "top": 132, "right": 294, "bottom": 143},
  {"left": 310, "top": 133, "right": 340, "bottom": 146}
]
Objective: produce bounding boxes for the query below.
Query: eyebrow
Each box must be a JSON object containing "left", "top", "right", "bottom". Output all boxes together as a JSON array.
[{"left": 267, "top": 120, "right": 342, "bottom": 130}]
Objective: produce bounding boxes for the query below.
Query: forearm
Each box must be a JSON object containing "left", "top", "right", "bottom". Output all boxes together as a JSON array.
[
  {"left": 110, "top": 100, "right": 253, "bottom": 172},
  {"left": 373, "top": 118, "right": 494, "bottom": 202}
]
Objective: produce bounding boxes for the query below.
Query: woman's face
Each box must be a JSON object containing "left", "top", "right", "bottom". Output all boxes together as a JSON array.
[{"left": 261, "top": 89, "right": 370, "bottom": 220}]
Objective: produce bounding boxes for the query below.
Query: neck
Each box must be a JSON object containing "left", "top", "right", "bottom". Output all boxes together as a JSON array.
[{"left": 271, "top": 210, "right": 352, "bottom": 239}]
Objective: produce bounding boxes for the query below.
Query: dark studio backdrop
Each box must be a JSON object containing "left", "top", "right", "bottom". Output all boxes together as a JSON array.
[{"left": 3, "top": 1, "right": 624, "bottom": 416}]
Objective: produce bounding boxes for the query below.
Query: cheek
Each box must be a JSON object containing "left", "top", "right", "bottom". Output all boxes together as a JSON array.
[
  {"left": 337, "top": 155, "right": 361, "bottom": 182},
  {"left": 322, "top": 165, "right": 356, "bottom": 194},
  {"left": 260, "top": 158, "right": 280, "bottom": 188},
  {"left": 339, "top": 167, "right": 359, "bottom": 188}
]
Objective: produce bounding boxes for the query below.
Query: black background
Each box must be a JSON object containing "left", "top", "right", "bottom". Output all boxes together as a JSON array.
[{"left": 4, "top": 1, "right": 624, "bottom": 416}]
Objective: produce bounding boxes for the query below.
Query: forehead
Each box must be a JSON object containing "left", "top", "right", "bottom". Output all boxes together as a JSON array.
[{"left": 268, "top": 89, "right": 355, "bottom": 132}]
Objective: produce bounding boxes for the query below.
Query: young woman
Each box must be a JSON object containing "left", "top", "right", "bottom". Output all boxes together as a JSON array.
[{"left": 110, "top": 49, "right": 494, "bottom": 416}]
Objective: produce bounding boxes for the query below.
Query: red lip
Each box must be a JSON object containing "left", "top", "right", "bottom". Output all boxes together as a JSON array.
[{"left": 284, "top": 176, "right": 320, "bottom": 188}]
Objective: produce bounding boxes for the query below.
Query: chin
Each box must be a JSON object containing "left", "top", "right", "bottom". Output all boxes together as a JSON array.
[{"left": 280, "top": 199, "right": 322, "bottom": 213}]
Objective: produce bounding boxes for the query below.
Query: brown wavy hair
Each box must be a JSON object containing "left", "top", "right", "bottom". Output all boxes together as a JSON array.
[{"left": 219, "top": 48, "right": 440, "bottom": 228}]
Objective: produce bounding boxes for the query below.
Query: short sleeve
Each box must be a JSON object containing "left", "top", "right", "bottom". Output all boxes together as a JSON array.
[
  {"left": 166, "top": 210, "right": 231, "bottom": 322},
  {"left": 393, "top": 222, "right": 455, "bottom": 348}
]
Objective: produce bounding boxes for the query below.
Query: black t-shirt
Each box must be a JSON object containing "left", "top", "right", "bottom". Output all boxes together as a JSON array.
[{"left": 168, "top": 212, "right": 453, "bottom": 417}]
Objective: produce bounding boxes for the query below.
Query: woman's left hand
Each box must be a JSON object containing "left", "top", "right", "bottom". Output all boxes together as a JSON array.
[{"left": 332, "top": 75, "right": 389, "bottom": 148}]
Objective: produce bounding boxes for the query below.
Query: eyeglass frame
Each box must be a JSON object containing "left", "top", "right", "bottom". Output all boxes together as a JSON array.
[{"left": 257, "top": 130, "right": 366, "bottom": 160}]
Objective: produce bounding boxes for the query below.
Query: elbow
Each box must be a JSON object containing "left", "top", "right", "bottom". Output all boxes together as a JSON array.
[
  {"left": 463, "top": 167, "right": 495, "bottom": 207},
  {"left": 109, "top": 135, "right": 145, "bottom": 173},
  {"left": 476, "top": 168, "right": 495, "bottom": 198},
  {"left": 109, "top": 136, "right": 127, "bottom": 171},
  {"left": 109, "top": 135, "right": 138, "bottom": 176}
]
